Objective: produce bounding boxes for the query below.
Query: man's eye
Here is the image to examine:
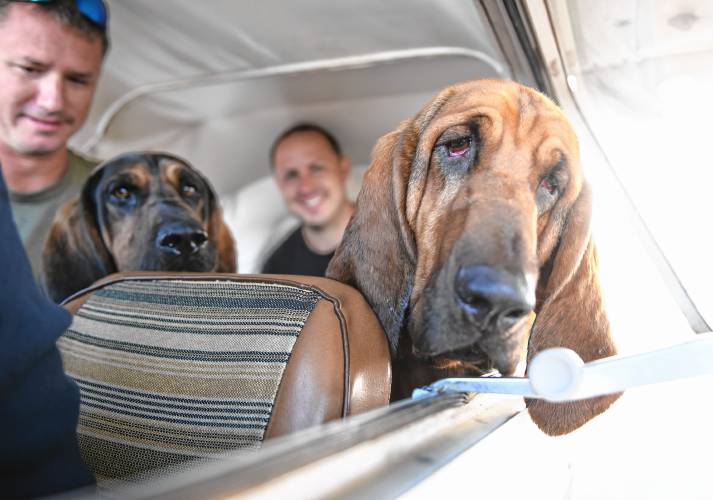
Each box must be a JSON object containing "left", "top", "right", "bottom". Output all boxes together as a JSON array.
[
  {"left": 182, "top": 183, "right": 197, "bottom": 197},
  {"left": 67, "top": 75, "right": 91, "bottom": 86},
  {"left": 14, "top": 63, "right": 40, "bottom": 75},
  {"left": 445, "top": 136, "right": 471, "bottom": 157}
]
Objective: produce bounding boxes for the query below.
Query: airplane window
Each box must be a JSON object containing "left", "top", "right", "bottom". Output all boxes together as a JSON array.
[{"left": 546, "top": 0, "right": 713, "bottom": 330}]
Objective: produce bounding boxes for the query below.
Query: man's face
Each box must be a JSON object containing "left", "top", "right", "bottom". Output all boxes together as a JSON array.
[
  {"left": 0, "top": 4, "right": 103, "bottom": 156},
  {"left": 273, "top": 131, "right": 350, "bottom": 228}
]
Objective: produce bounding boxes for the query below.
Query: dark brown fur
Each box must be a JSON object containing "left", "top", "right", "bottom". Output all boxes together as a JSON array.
[
  {"left": 327, "top": 79, "right": 619, "bottom": 435},
  {"left": 42, "top": 152, "right": 236, "bottom": 303}
]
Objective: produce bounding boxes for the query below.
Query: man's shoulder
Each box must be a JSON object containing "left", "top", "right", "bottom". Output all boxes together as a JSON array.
[
  {"left": 268, "top": 226, "right": 305, "bottom": 257},
  {"left": 261, "top": 227, "right": 305, "bottom": 272},
  {"left": 65, "top": 149, "right": 100, "bottom": 190},
  {"left": 67, "top": 149, "right": 100, "bottom": 173}
]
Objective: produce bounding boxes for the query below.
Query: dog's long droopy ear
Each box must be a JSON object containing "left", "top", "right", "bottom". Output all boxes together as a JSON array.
[
  {"left": 209, "top": 204, "right": 236, "bottom": 273},
  {"left": 202, "top": 174, "right": 236, "bottom": 273},
  {"left": 327, "top": 127, "right": 416, "bottom": 355},
  {"left": 526, "top": 182, "right": 619, "bottom": 435},
  {"left": 42, "top": 174, "right": 115, "bottom": 303}
]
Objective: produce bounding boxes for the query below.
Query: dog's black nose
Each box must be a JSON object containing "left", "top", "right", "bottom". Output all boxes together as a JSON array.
[
  {"left": 156, "top": 223, "right": 208, "bottom": 256},
  {"left": 455, "top": 265, "right": 534, "bottom": 334}
]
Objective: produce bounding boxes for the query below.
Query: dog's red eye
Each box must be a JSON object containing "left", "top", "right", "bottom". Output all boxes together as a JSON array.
[
  {"left": 541, "top": 177, "right": 558, "bottom": 196},
  {"left": 446, "top": 137, "right": 471, "bottom": 157},
  {"left": 182, "top": 184, "right": 197, "bottom": 197},
  {"left": 112, "top": 186, "right": 130, "bottom": 199}
]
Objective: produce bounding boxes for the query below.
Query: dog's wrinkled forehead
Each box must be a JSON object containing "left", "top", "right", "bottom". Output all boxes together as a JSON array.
[
  {"left": 161, "top": 157, "right": 193, "bottom": 187},
  {"left": 95, "top": 153, "right": 197, "bottom": 189},
  {"left": 95, "top": 155, "right": 148, "bottom": 188},
  {"left": 397, "top": 80, "right": 583, "bottom": 227},
  {"left": 415, "top": 80, "right": 579, "bottom": 158}
]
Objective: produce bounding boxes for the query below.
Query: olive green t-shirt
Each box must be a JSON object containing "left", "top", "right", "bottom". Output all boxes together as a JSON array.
[{"left": 9, "top": 150, "right": 98, "bottom": 284}]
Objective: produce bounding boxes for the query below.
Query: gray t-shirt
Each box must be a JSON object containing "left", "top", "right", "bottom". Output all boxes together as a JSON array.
[{"left": 9, "top": 150, "right": 98, "bottom": 283}]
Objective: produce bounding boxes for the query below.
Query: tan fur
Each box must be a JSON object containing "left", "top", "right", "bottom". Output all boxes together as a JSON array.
[
  {"left": 328, "top": 79, "right": 619, "bottom": 435},
  {"left": 42, "top": 152, "right": 236, "bottom": 303}
]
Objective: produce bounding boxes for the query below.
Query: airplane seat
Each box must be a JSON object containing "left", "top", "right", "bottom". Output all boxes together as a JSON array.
[{"left": 57, "top": 271, "right": 390, "bottom": 484}]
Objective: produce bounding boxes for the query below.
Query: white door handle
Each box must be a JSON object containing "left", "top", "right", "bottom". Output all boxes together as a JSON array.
[{"left": 412, "top": 332, "right": 713, "bottom": 401}]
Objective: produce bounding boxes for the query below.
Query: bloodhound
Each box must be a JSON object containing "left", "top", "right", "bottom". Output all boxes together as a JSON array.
[
  {"left": 327, "top": 79, "right": 619, "bottom": 436},
  {"left": 42, "top": 152, "right": 236, "bottom": 303}
]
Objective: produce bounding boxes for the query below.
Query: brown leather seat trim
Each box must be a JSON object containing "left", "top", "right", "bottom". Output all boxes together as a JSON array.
[
  {"left": 62, "top": 272, "right": 392, "bottom": 435},
  {"left": 62, "top": 272, "right": 358, "bottom": 412},
  {"left": 263, "top": 300, "right": 344, "bottom": 439}
]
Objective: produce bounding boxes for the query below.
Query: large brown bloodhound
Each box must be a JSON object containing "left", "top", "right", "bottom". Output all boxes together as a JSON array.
[
  {"left": 327, "top": 79, "right": 619, "bottom": 435},
  {"left": 42, "top": 152, "right": 236, "bottom": 303}
]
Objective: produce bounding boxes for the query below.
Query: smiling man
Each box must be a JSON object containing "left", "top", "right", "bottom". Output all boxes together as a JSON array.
[
  {"left": 0, "top": 0, "right": 108, "bottom": 283},
  {"left": 262, "top": 123, "right": 354, "bottom": 276}
]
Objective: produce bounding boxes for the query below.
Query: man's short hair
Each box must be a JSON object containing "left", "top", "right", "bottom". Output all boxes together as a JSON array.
[
  {"left": 270, "top": 123, "right": 342, "bottom": 167},
  {"left": 0, "top": 0, "right": 109, "bottom": 55}
]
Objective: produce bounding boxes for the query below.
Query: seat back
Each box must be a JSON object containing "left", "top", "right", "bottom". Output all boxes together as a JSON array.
[{"left": 58, "top": 272, "right": 390, "bottom": 483}]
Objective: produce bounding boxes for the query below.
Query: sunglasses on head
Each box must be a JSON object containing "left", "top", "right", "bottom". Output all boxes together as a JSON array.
[{"left": 14, "top": 0, "right": 108, "bottom": 29}]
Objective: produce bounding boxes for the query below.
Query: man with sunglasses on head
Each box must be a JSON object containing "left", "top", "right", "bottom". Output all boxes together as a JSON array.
[
  {"left": 0, "top": 0, "right": 108, "bottom": 285},
  {"left": 0, "top": 1, "right": 108, "bottom": 496}
]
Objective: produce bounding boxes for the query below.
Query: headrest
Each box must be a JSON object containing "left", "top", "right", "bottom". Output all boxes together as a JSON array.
[{"left": 59, "top": 272, "right": 391, "bottom": 482}]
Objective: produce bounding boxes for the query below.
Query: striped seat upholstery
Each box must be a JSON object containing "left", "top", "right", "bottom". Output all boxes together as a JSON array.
[{"left": 58, "top": 273, "right": 390, "bottom": 483}]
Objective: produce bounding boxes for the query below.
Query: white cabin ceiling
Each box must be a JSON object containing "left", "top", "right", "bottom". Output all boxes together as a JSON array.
[{"left": 71, "top": 0, "right": 511, "bottom": 194}]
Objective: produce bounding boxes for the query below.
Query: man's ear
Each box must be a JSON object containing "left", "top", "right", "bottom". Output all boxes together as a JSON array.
[{"left": 339, "top": 156, "right": 352, "bottom": 178}]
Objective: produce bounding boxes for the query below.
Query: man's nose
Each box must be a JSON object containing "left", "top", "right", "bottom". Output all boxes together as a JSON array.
[
  {"left": 296, "top": 174, "right": 317, "bottom": 194},
  {"left": 35, "top": 74, "right": 65, "bottom": 113}
]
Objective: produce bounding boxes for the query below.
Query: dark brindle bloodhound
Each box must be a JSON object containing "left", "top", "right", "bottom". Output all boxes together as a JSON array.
[
  {"left": 327, "top": 79, "right": 619, "bottom": 435},
  {"left": 42, "top": 152, "right": 236, "bottom": 303}
]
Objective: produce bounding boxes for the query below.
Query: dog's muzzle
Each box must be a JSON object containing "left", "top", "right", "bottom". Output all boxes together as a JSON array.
[
  {"left": 156, "top": 222, "right": 208, "bottom": 257},
  {"left": 454, "top": 265, "right": 534, "bottom": 334}
]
